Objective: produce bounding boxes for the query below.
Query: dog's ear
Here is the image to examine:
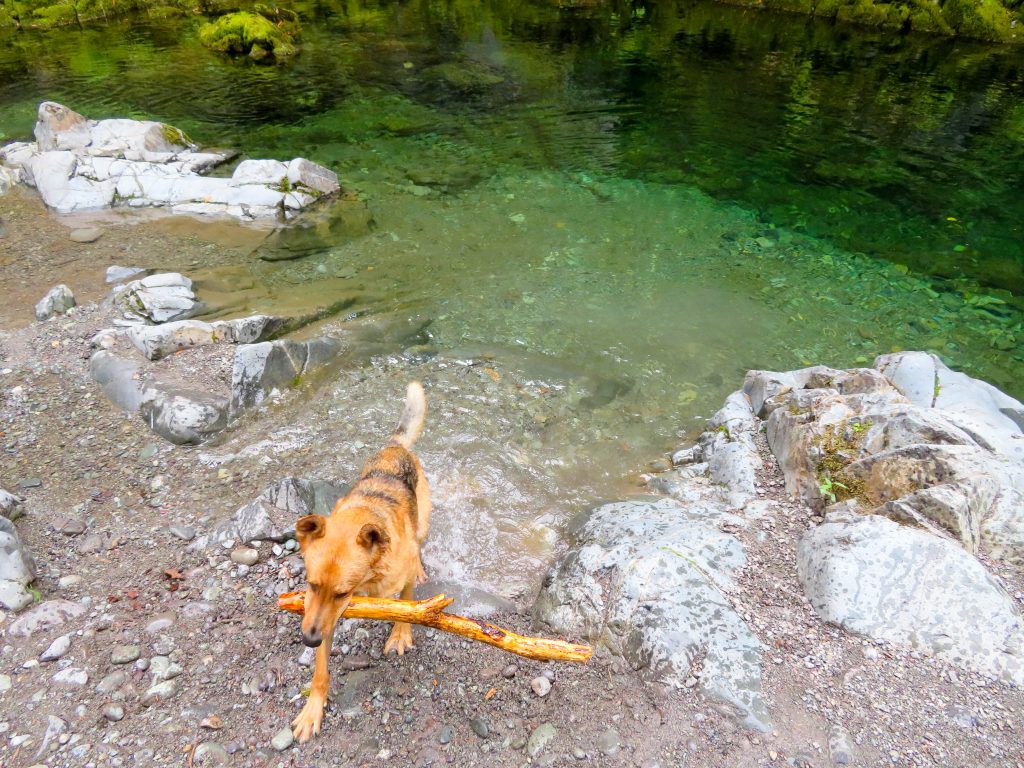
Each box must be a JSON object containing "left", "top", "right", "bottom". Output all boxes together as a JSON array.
[
  {"left": 295, "top": 515, "right": 326, "bottom": 543},
  {"left": 357, "top": 523, "right": 390, "bottom": 551}
]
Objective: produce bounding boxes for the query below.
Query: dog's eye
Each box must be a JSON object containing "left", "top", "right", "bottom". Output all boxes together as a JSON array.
[
  {"left": 334, "top": 591, "right": 348, "bottom": 600},
  {"left": 308, "top": 583, "right": 320, "bottom": 593}
]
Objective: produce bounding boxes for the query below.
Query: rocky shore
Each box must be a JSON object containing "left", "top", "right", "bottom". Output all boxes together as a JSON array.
[{"left": 1, "top": 259, "right": 1023, "bottom": 766}]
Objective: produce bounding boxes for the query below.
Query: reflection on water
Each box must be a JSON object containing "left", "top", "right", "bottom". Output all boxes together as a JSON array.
[{"left": 2, "top": 0, "right": 1023, "bottom": 604}]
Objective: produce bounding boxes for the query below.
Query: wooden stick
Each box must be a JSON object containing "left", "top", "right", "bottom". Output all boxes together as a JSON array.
[{"left": 277, "top": 591, "right": 592, "bottom": 663}]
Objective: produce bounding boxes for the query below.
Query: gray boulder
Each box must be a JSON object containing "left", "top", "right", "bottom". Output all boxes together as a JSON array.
[
  {"left": 35, "top": 284, "right": 76, "bottom": 321},
  {"left": 114, "top": 273, "right": 197, "bottom": 323},
  {"left": 533, "top": 498, "right": 770, "bottom": 731},
  {"left": 1, "top": 101, "right": 338, "bottom": 221},
  {"left": 138, "top": 388, "right": 228, "bottom": 445},
  {"left": 746, "top": 359, "right": 1024, "bottom": 564},
  {"left": 0, "top": 517, "right": 36, "bottom": 611},
  {"left": 0, "top": 488, "right": 23, "bottom": 521},
  {"left": 198, "top": 477, "right": 346, "bottom": 548},
  {"left": 126, "top": 315, "right": 285, "bottom": 360},
  {"left": 229, "top": 337, "right": 342, "bottom": 416},
  {"left": 798, "top": 512, "right": 1024, "bottom": 685}
]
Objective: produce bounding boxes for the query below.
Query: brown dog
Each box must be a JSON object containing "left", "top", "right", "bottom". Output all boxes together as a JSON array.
[{"left": 291, "top": 381, "right": 431, "bottom": 743}]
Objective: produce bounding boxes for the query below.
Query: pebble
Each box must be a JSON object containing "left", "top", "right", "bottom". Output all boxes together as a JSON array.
[
  {"left": 572, "top": 747, "right": 587, "bottom": 760},
  {"left": 597, "top": 728, "right": 621, "bottom": 756},
  {"left": 145, "top": 613, "right": 175, "bottom": 634},
  {"left": 470, "top": 718, "right": 489, "bottom": 739},
  {"left": 531, "top": 676, "right": 552, "bottom": 697},
  {"left": 271, "top": 727, "right": 294, "bottom": 751},
  {"left": 40, "top": 634, "right": 72, "bottom": 662},
  {"left": 501, "top": 664, "right": 518, "bottom": 679},
  {"left": 829, "top": 724, "right": 854, "bottom": 765},
  {"left": 96, "top": 670, "right": 127, "bottom": 694},
  {"left": 193, "top": 741, "right": 230, "bottom": 765},
  {"left": 527, "top": 723, "right": 557, "bottom": 757},
  {"left": 111, "top": 644, "right": 141, "bottom": 665},
  {"left": 0, "top": 674, "right": 11, "bottom": 692},
  {"left": 79, "top": 534, "right": 104, "bottom": 554},
  {"left": 169, "top": 524, "right": 196, "bottom": 542},
  {"left": 438, "top": 725, "right": 453, "bottom": 745},
  {"left": 58, "top": 575, "right": 82, "bottom": 589},
  {"left": 101, "top": 703, "right": 125, "bottom": 722},
  {"left": 230, "top": 547, "right": 259, "bottom": 566},
  {"left": 149, "top": 655, "right": 183, "bottom": 681},
  {"left": 141, "top": 678, "right": 179, "bottom": 706},
  {"left": 52, "top": 667, "right": 89, "bottom": 687},
  {"left": 57, "top": 517, "right": 87, "bottom": 536},
  {"left": 69, "top": 227, "right": 103, "bottom": 243}
]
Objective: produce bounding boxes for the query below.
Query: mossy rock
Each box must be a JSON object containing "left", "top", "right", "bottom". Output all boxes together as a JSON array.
[
  {"left": 199, "top": 10, "right": 299, "bottom": 60},
  {"left": 940, "top": 0, "right": 1015, "bottom": 41}
]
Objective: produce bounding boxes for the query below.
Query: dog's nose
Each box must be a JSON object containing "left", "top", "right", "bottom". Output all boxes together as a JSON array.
[{"left": 302, "top": 630, "right": 322, "bottom": 648}]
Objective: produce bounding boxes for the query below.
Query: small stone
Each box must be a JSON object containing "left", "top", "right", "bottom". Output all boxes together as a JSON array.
[
  {"left": 102, "top": 703, "right": 125, "bottom": 722},
  {"left": 271, "top": 726, "right": 294, "bottom": 751},
  {"left": 34, "top": 285, "right": 76, "bottom": 321},
  {"left": 193, "top": 741, "right": 230, "bottom": 765},
  {"left": 527, "top": 723, "right": 557, "bottom": 758},
  {"left": 145, "top": 613, "right": 175, "bottom": 634},
  {"left": 230, "top": 547, "right": 259, "bottom": 566},
  {"left": 298, "top": 646, "right": 316, "bottom": 666},
  {"left": 149, "top": 655, "right": 183, "bottom": 681},
  {"left": 0, "top": 673, "right": 12, "bottom": 692},
  {"left": 111, "top": 644, "right": 141, "bottom": 665},
  {"left": 470, "top": 718, "right": 489, "bottom": 739},
  {"left": 141, "top": 678, "right": 179, "bottom": 706},
  {"left": 438, "top": 725, "right": 453, "bottom": 745},
  {"left": 139, "top": 443, "right": 160, "bottom": 460},
  {"left": 501, "top": 664, "right": 517, "bottom": 679},
  {"left": 597, "top": 728, "right": 621, "bottom": 756},
  {"left": 57, "top": 518, "right": 87, "bottom": 536},
  {"left": 52, "top": 668, "right": 89, "bottom": 687},
  {"left": 40, "top": 634, "right": 72, "bottom": 662},
  {"left": 530, "top": 676, "right": 552, "bottom": 697},
  {"left": 58, "top": 575, "right": 82, "bottom": 589},
  {"left": 79, "top": 534, "right": 104, "bottom": 554},
  {"left": 69, "top": 227, "right": 103, "bottom": 244},
  {"left": 572, "top": 747, "right": 587, "bottom": 760},
  {"left": 96, "top": 670, "right": 127, "bottom": 694},
  {"left": 828, "top": 724, "right": 853, "bottom": 765},
  {"left": 169, "top": 523, "right": 196, "bottom": 542},
  {"left": 200, "top": 714, "right": 224, "bottom": 730}
]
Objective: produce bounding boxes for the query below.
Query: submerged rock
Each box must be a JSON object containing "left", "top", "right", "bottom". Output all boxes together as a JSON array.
[
  {"left": 198, "top": 476, "right": 346, "bottom": 548},
  {"left": 798, "top": 511, "right": 1024, "bottom": 685},
  {"left": 0, "top": 517, "right": 36, "bottom": 611},
  {"left": 534, "top": 498, "right": 770, "bottom": 731},
  {"left": 0, "top": 101, "right": 338, "bottom": 221},
  {"left": 35, "top": 284, "right": 76, "bottom": 321},
  {"left": 229, "top": 336, "right": 343, "bottom": 415},
  {"left": 199, "top": 11, "right": 299, "bottom": 60}
]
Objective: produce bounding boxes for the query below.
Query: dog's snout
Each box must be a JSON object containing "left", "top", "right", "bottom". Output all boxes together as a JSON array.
[{"left": 302, "top": 629, "right": 323, "bottom": 648}]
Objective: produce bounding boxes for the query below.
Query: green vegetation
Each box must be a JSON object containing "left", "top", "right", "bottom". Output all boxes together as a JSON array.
[
  {"left": 198, "top": 7, "right": 299, "bottom": 60},
  {"left": 814, "top": 422, "right": 869, "bottom": 505},
  {"left": 725, "top": 0, "right": 1019, "bottom": 42}
]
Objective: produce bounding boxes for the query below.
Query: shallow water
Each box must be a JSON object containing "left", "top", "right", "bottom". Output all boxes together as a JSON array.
[{"left": 3, "top": 0, "right": 1024, "bottom": 604}]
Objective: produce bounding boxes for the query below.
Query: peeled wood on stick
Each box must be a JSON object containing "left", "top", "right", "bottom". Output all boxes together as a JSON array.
[{"left": 277, "top": 591, "right": 592, "bottom": 663}]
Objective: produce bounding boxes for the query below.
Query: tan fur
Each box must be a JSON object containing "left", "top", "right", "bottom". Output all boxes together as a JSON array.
[{"left": 291, "top": 383, "right": 431, "bottom": 743}]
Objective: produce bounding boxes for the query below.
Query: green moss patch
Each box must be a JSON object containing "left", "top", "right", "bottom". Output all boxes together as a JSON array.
[{"left": 198, "top": 9, "right": 299, "bottom": 61}]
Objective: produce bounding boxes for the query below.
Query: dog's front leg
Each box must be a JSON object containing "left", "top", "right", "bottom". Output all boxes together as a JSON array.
[
  {"left": 292, "top": 622, "right": 336, "bottom": 743},
  {"left": 384, "top": 580, "right": 416, "bottom": 655}
]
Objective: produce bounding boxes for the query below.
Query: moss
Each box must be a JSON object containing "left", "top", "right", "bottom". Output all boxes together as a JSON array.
[
  {"left": 198, "top": 10, "right": 300, "bottom": 60},
  {"left": 941, "top": 0, "right": 1015, "bottom": 41},
  {"left": 814, "top": 421, "right": 871, "bottom": 505},
  {"left": 160, "top": 123, "right": 193, "bottom": 148}
]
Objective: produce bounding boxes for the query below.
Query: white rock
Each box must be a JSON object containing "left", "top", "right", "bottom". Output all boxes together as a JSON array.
[
  {"left": 52, "top": 668, "right": 89, "bottom": 687},
  {"left": 35, "top": 284, "right": 76, "bottom": 321},
  {"left": 232, "top": 159, "right": 288, "bottom": 186},
  {"left": 40, "top": 634, "right": 72, "bottom": 662},
  {"left": 287, "top": 157, "right": 339, "bottom": 195}
]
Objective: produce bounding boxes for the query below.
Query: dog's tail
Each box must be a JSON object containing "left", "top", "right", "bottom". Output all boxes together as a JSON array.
[{"left": 391, "top": 381, "right": 426, "bottom": 449}]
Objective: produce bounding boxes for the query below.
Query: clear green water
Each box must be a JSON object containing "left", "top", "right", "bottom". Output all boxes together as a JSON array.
[{"left": 3, "top": 0, "right": 1024, "bottom": 602}]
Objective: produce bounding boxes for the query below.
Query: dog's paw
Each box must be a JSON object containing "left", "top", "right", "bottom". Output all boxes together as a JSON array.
[
  {"left": 292, "top": 698, "right": 325, "bottom": 743},
  {"left": 384, "top": 623, "right": 415, "bottom": 656},
  {"left": 416, "top": 565, "right": 428, "bottom": 585}
]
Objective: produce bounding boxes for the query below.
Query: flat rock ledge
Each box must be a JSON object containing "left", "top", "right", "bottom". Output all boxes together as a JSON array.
[
  {"left": 0, "top": 101, "right": 339, "bottom": 221},
  {"left": 535, "top": 350, "right": 1024, "bottom": 730}
]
